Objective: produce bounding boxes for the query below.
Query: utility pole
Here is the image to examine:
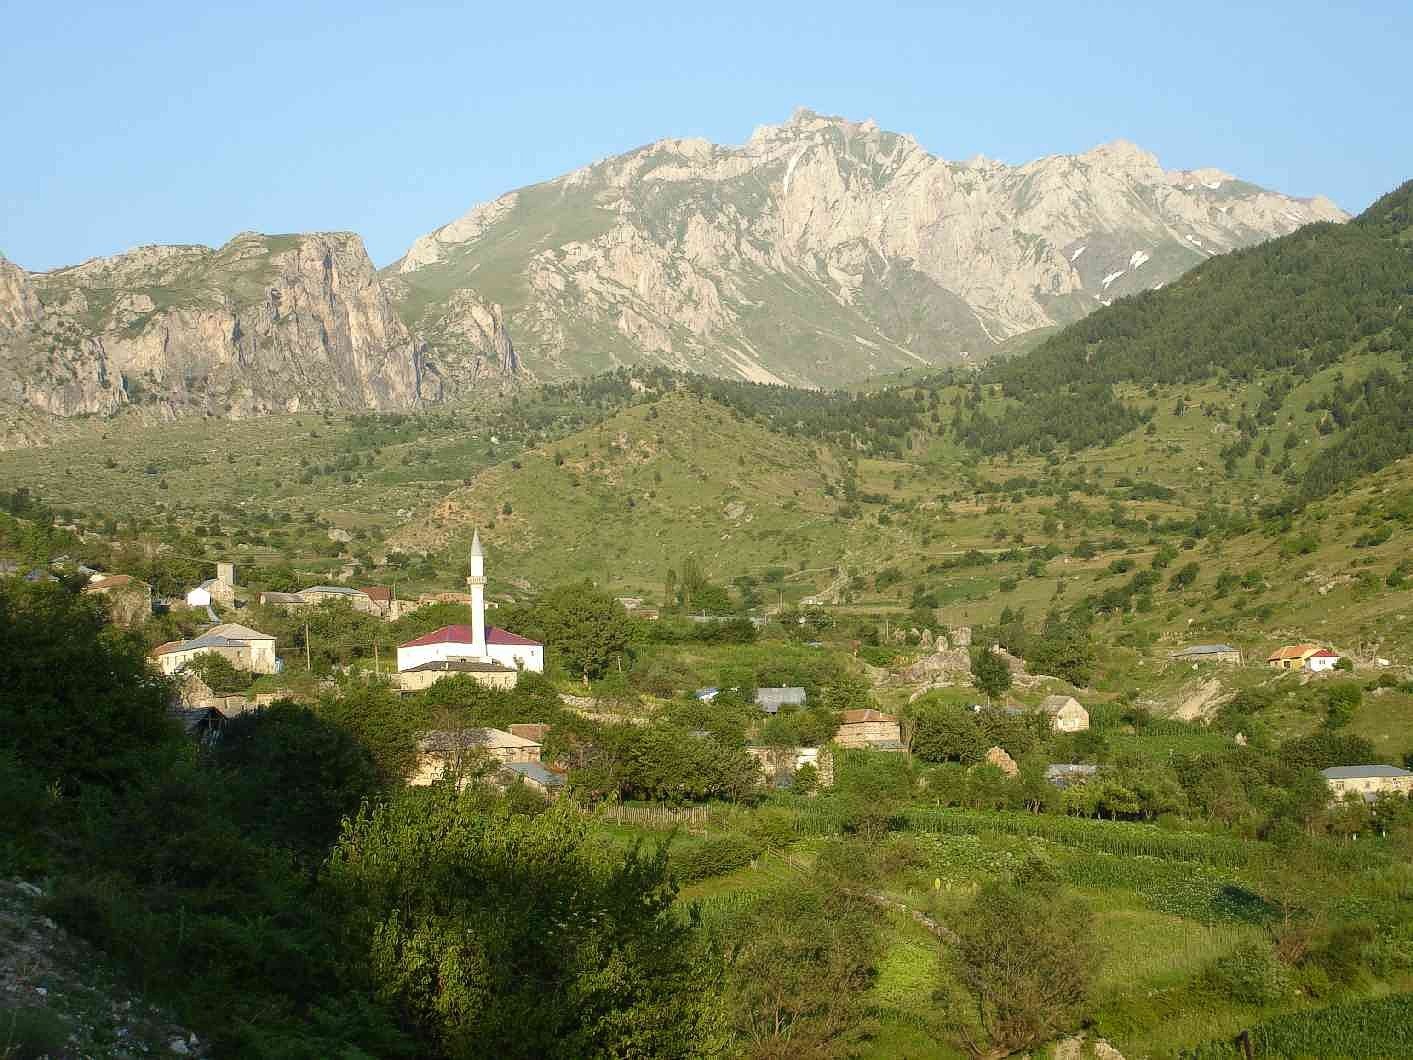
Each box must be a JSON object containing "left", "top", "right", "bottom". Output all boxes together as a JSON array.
[{"left": 304, "top": 621, "right": 312, "bottom": 673}]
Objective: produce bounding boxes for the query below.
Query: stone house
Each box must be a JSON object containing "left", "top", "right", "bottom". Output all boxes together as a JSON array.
[
  {"left": 509, "top": 723, "right": 552, "bottom": 743},
  {"left": 746, "top": 745, "right": 834, "bottom": 789},
  {"left": 151, "top": 634, "right": 253, "bottom": 676},
  {"left": 186, "top": 562, "right": 237, "bottom": 609},
  {"left": 1171, "top": 644, "right": 1242, "bottom": 665},
  {"left": 983, "top": 745, "right": 1019, "bottom": 777},
  {"left": 1036, "top": 695, "right": 1089, "bottom": 733},
  {"left": 361, "top": 585, "right": 394, "bottom": 617},
  {"left": 834, "top": 708, "right": 904, "bottom": 750},
  {"left": 298, "top": 585, "right": 380, "bottom": 614},
  {"left": 1321, "top": 765, "right": 1413, "bottom": 800},
  {"left": 84, "top": 574, "right": 152, "bottom": 628},
  {"left": 168, "top": 704, "right": 227, "bottom": 746},
  {"left": 207, "top": 623, "right": 279, "bottom": 673},
  {"left": 409, "top": 728, "right": 542, "bottom": 786},
  {"left": 258, "top": 591, "right": 308, "bottom": 610}
]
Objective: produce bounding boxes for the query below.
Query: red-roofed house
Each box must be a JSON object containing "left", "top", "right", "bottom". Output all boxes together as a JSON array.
[
  {"left": 835, "top": 709, "right": 904, "bottom": 751},
  {"left": 1306, "top": 648, "right": 1342, "bottom": 673},
  {"left": 83, "top": 574, "right": 152, "bottom": 628}
]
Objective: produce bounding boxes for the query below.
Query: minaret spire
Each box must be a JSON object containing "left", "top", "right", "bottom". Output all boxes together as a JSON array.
[{"left": 468, "top": 530, "right": 487, "bottom": 658}]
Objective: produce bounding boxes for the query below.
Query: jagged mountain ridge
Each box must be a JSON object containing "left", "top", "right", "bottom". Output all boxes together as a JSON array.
[
  {"left": 392, "top": 108, "right": 1347, "bottom": 387},
  {"left": 0, "top": 232, "right": 516, "bottom": 440}
]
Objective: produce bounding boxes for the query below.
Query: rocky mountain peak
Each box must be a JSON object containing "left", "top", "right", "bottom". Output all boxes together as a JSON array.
[
  {"left": 391, "top": 109, "right": 1349, "bottom": 388},
  {"left": 1077, "top": 138, "right": 1164, "bottom": 173}
]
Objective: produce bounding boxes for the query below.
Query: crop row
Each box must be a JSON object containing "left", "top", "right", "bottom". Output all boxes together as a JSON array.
[
  {"left": 787, "top": 806, "right": 1250, "bottom": 867},
  {"left": 1181, "top": 992, "right": 1413, "bottom": 1058}
]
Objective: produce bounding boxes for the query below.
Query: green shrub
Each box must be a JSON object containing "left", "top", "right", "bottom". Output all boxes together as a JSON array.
[
  {"left": 0, "top": 1007, "right": 70, "bottom": 1060},
  {"left": 1202, "top": 942, "right": 1290, "bottom": 1004},
  {"left": 743, "top": 808, "right": 797, "bottom": 851},
  {"left": 0, "top": 749, "right": 52, "bottom": 874},
  {"left": 671, "top": 833, "right": 760, "bottom": 882}
]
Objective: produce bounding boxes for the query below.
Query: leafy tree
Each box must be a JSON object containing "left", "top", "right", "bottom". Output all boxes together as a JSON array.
[
  {"left": 1278, "top": 730, "right": 1375, "bottom": 771},
  {"left": 721, "top": 886, "right": 880, "bottom": 1056},
  {"left": 1024, "top": 610, "right": 1095, "bottom": 687},
  {"left": 502, "top": 582, "right": 632, "bottom": 681},
  {"left": 573, "top": 724, "right": 759, "bottom": 803},
  {"left": 944, "top": 881, "right": 1098, "bottom": 1057},
  {"left": 316, "top": 683, "right": 427, "bottom": 784},
  {"left": 832, "top": 749, "right": 914, "bottom": 840},
  {"left": 183, "top": 650, "right": 252, "bottom": 694},
  {"left": 1167, "top": 561, "right": 1200, "bottom": 592},
  {"left": 0, "top": 581, "right": 173, "bottom": 792},
  {"left": 326, "top": 790, "right": 721, "bottom": 1058},
  {"left": 910, "top": 704, "right": 984, "bottom": 764},
  {"left": 212, "top": 700, "right": 382, "bottom": 863},
  {"left": 819, "top": 670, "right": 873, "bottom": 714},
  {"left": 969, "top": 646, "right": 1012, "bottom": 703}
]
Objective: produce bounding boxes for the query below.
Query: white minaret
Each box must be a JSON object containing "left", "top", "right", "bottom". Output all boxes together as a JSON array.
[{"left": 468, "top": 530, "right": 487, "bottom": 658}]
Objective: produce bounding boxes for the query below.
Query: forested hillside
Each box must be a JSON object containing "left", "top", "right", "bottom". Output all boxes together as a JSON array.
[{"left": 960, "top": 180, "right": 1413, "bottom": 478}]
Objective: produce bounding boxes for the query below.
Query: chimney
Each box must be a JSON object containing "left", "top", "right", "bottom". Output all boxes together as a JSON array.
[{"left": 217, "top": 561, "right": 235, "bottom": 586}]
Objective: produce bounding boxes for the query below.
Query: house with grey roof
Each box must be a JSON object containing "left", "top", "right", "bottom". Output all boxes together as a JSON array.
[
  {"left": 500, "top": 761, "right": 566, "bottom": 797},
  {"left": 1321, "top": 764, "right": 1413, "bottom": 800},
  {"left": 298, "top": 585, "right": 380, "bottom": 614},
  {"left": 259, "top": 590, "right": 308, "bottom": 610},
  {"left": 755, "top": 687, "right": 807, "bottom": 714}
]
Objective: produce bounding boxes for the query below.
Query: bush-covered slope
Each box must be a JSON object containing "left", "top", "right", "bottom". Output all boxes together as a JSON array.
[
  {"left": 1000, "top": 180, "right": 1413, "bottom": 392},
  {"left": 959, "top": 180, "right": 1413, "bottom": 491}
]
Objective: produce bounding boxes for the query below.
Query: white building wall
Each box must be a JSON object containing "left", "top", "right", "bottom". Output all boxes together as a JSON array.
[
  {"left": 1307, "top": 656, "right": 1339, "bottom": 673},
  {"left": 185, "top": 587, "right": 212, "bottom": 607},
  {"left": 398, "top": 642, "right": 461, "bottom": 672},
  {"left": 488, "top": 643, "right": 543, "bottom": 673},
  {"left": 397, "top": 639, "right": 543, "bottom": 673}
]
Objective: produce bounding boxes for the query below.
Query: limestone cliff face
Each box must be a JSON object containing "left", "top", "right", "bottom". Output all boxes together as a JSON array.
[
  {"left": 0, "top": 233, "right": 517, "bottom": 430},
  {"left": 392, "top": 109, "right": 1348, "bottom": 387},
  {"left": 380, "top": 279, "right": 521, "bottom": 402}
]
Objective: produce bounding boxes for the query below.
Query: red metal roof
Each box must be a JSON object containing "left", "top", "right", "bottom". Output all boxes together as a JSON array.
[
  {"left": 398, "top": 624, "right": 541, "bottom": 649},
  {"left": 1310, "top": 649, "right": 1339, "bottom": 658}
]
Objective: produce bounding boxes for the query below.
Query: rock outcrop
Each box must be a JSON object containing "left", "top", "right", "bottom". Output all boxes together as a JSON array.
[
  {"left": 391, "top": 107, "right": 1347, "bottom": 387},
  {"left": 0, "top": 233, "right": 517, "bottom": 433}
]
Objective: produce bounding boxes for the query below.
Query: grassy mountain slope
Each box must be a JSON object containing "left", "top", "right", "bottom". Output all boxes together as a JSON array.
[{"left": 390, "top": 389, "right": 864, "bottom": 590}]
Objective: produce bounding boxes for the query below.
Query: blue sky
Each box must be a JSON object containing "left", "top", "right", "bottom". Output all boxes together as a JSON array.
[{"left": 3, "top": 1, "right": 1409, "bottom": 271}]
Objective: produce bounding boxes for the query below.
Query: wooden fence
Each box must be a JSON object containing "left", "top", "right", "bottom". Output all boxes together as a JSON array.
[{"left": 597, "top": 804, "right": 715, "bottom": 829}]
